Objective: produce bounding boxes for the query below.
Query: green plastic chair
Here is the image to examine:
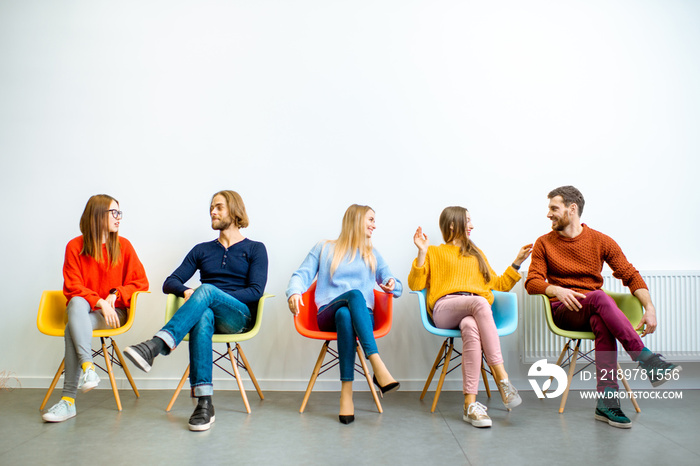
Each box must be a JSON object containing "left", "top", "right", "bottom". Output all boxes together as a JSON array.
[
  {"left": 538, "top": 290, "right": 643, "bottom": 413},
  {"left": 164, "top": 293, "right": 273, "bottom": 414}
]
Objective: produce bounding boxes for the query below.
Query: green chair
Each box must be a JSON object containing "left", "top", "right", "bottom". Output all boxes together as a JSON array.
[
  {"left": 538, "top": 290, "right": 643, "bottom": 413},
  {"left": 164, "top": 293, "right": 273, "bottom": 414}
]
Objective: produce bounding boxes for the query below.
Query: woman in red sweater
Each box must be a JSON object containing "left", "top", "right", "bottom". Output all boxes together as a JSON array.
[{"left": 42, "top": 194, "right": 148, "bottom": 423}]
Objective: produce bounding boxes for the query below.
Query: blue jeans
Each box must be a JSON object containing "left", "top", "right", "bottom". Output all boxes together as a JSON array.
[
  {"left": 317, "top": 290, "right": 377, "bottom": 382},
  {"left": 156, "top": 284, "right": 251, "bottom": 397}
]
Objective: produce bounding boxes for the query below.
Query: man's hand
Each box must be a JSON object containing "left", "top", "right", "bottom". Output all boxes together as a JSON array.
[
  {"left": 636, "top": 303, "right": 657, "bottom": 336},
  {"left": 183, "top": 288, "right": 195, "bottom": 302},
  {"left": 379, "top": 278, "right": 395, "bottom": 293},
  {"left": 548, "top": 286, "right": 586, "bottom": 311},
  {"left": 633, "top": 289, "right": 657, "bottom": 337},
  {"left": 288, "top": 294, "right": 303, "bottom": 316}
]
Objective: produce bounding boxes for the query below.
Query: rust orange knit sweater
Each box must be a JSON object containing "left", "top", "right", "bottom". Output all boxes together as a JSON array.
[{"left": 525, "top": 224, "right": 647, "bottom": 298}]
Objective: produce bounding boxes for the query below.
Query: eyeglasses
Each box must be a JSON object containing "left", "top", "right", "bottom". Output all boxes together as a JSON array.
[{"left": 107, "top": 209, "right": 123, "bottom": 219}]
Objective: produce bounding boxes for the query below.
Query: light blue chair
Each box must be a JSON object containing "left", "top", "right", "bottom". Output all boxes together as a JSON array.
[{"left": 412, "top": 289, "right": 518, "bottom": 412}]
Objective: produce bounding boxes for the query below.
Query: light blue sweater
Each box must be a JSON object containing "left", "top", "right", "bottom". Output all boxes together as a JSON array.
[{"left": 286, "top": 241, "right": 403, "bottom": 309}]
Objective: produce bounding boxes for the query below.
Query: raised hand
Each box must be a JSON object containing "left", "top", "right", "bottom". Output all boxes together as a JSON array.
[
  {"left": 413, "top": 227, "right": 429, "bottom": 252},
  {"left": 513, "top": 243, "right": 534, "bottom": 267}
]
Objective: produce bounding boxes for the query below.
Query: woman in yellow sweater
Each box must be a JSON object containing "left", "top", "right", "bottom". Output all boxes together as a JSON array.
[{"left": 408, "top": 206, "right": 532, "bottom": 428}]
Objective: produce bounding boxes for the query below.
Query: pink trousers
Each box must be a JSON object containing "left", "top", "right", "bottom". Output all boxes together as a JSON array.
[{"left": 432, "top": 294, "right": 503, "bottom": 394}]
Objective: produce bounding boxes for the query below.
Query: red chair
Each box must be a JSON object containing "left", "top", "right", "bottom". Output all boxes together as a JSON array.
[{"left": 294, "top": 282, "right": 393, "bottom": 414}]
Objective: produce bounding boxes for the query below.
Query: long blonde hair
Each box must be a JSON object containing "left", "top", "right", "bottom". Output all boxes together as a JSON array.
[
  {"left": 439, "top": 206, "right": 491, "bottom": 283},
  {"left": 79, "top": 194, "right": 121, "bottom": 267},
  {"left": 328, "top": 204, "right": 377, "bottom": 277}
]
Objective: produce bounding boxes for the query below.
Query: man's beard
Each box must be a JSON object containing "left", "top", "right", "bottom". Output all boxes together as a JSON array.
[
  {"left": 212, "top": 217, "right": 233, "bottom": 230},
  {"left": 551, "top": 212, "right": 569, "bottom": 231}
]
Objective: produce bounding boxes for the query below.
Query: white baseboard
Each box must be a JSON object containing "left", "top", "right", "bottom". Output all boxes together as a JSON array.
[{"left": 15, "top": 376, "right": 467, "bottom": 392}]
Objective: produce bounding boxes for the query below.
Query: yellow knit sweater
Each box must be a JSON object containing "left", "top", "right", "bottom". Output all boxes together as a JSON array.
[{"left": 408, "top": 243, "right": 521, "bottom": 315}]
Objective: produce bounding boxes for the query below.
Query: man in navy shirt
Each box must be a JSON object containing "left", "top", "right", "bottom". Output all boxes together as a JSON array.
[{"left": 126, "top": 190, "right": 268, "bottom": 431}]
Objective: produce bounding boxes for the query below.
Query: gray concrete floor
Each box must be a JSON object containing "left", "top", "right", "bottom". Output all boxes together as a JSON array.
[{"left": 1, "top": 388, "right": 698, "bottom": 465}]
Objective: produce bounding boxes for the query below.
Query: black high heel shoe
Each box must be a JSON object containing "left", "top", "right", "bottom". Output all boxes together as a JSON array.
[
  {"left": 373, "top": 375, "right": 400, "bottom": 395},
  {"left": 339, "top": 414, "right": 355, "bottom": 424}
]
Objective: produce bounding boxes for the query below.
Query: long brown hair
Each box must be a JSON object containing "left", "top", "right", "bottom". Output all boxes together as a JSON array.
[
  {"left": 439, "top": 206, "right": 491, "bottom": 283},
  {"left": 212, "top": 190, "right": 249, "bottom": 228},
  {"left": 328, "top": 204, "right": 377, "bottom": 277},
  {"left": 79, "top": 194, "right": 121, "bottom": 267}
]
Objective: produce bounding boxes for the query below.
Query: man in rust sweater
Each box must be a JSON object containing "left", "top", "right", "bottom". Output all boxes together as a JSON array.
[{"left": 525, "top": 185, "right": 680, "bottom": 429}]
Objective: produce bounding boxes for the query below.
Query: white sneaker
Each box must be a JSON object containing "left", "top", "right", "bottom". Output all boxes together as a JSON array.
[
  {"left": 498, "top": 379, "right": 522, "bottom": 410},
  {"left": 42, "top": 399, "right": 76, "bottom": 423},
  {"left": 464, "top": 402, "right": 492, "bottom": 428},
  {"left": 78, "top": 367, "right": 100, "bottom": 393}
]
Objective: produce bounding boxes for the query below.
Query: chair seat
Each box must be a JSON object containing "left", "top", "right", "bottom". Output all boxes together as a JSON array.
[
  {"left": 536, "top": 290, "right": 644, "bottom": 414},
  {"left": 163, "top": 293, "right": 272, "bottom": 414},
  {"left": 411, "top": 288, "right": 518, "bottom": 412},
  {"left": 294, "top": 281, "right": 393, "bottom": 414}
]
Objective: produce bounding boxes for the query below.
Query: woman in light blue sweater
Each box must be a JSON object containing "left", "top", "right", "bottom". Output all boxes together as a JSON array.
[{"left": 287, "top": 204, "right": 402, "bottom": 424}]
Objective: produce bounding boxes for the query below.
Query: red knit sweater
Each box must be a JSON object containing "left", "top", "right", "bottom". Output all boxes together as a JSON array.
[
  {"left": 525, "top": 224, "right": 647, "bottom": 298},
  {"left": 63, "top": 236, "right": 149, "bottom": 309}
]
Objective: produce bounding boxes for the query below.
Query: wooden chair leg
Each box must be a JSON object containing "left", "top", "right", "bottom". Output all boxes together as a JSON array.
[
  {"left": 300, "top": 341, "right": 329, "bottom": 413},
  {"left": 559, "top": 341, "right": 580, "bottom": 414},
  {"left": 431, "top": 340, "right": 454, "bottom": 413},
  {"left": 102, "top": 337, "right": 122, "bottom": 411},
  {"left": 421, "top": 339, "right": 448, "bottom": 401},
  {"left": 481, "top": 357, "right": 491, "bottom": 398},
  {"left": 166, "top": 366, "right": 190, "bottom": 412},
  {"left": 112, "top": 340, "right": 139, "bottom": 398},
  {"left": 618, "top": 362, "right": 641, "bottom": 413},
  {"left": 544, "top": 342, "right": 570, "bottom": 396},
  {"left": 236, "top": 343, "right": 264, "bottom": 400},
  {"left": 227, "top": 343, "right": 251, "bottom": 414},
  {"left": 40, "top": 359, "right": 65, "bottom": 410},
  {"left": 357, "top": 345, "right": 382, "bottom": 413}
]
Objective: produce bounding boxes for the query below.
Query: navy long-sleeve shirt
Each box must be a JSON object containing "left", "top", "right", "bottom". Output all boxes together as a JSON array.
[{"left": 163, "top": 238, "right": 268, "bottom": 313}]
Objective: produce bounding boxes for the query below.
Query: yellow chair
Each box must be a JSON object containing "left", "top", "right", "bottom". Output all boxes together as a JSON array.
[
  {"left": 164, "top": 293, "right": 273, "bottom": 414},
  {"left": 538, "top": 290, "right": 644, "bottom": 413},
  {"left": 37, "top": 290, "right": 148, "bottom": 412}
]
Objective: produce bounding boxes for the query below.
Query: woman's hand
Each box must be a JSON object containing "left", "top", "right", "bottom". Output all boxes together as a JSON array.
[
  {"left": 379, "top": 278, "right": 395, "bottom": 293},
  {"left": 96, "top": 298, "right": 120, "bottom": 328},
  {"left": 413, "top": 227, "right": 429, "bottom": 267},
  {"left": 106, "top": 292, "right": 117, "bottom": 308},
  {"left": 288, "top": 294, "right": 303, "bottom": 316},
  {"left": 413, "top": 227, "right": 429, "bottom": 252},
  {"left": 513, "top": 243, "right": 534, "bottom": 267}
]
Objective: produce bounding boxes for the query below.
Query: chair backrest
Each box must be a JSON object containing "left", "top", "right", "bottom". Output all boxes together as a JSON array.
[
  {"left": 411, "top": 288, "right": 517, "bottom": 338},
  {"left": 605, "top": 290, "right": 644, "bottom": 329},
  {"left": 294, "top": 281, "right": 393, "bottom": 339},
  {"left": 539, "top": 290, "right": 644, "bottom": 339},
  {"left": 294, "top": 281, "right": 320, "bottom": 333},
  {"left": 37, "top": 290, "right": 145, "bottom": 338},
  {"left": 492, "top": 290, "right": 518, "bottom": 337},
  {"left": 164, "top": 292, "right": 273, "bottom": 343},
  {"left": 37, "top": 290, "right": 69, "bottom": 337}
]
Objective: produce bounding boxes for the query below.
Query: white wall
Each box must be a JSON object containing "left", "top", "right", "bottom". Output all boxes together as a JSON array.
[{"left": 2, "top": 0, "right": 699, "bottom": 392}]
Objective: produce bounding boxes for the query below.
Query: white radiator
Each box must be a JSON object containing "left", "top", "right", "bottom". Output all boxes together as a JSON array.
[{"left": 520, "top": 271, "right": 700, "bottom": 363}]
